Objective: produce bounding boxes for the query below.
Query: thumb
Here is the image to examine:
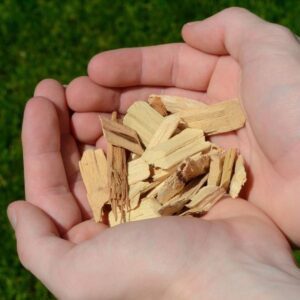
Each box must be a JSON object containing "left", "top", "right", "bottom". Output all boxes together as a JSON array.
[
  {"left": 181, "top": 7, "right": 298, "bottom": 63},
  {"left": 7, "top": 201, "right": 74, "bottom": 293}
]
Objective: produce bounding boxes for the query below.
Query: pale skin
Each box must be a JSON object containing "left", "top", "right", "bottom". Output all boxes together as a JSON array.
[{"left": 7, "top": 8, "right": 300, "bottom": 300}]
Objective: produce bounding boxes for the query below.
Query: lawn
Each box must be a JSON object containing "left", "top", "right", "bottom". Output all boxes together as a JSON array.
[{"left": 1, "top": 0, "right": 300, "bottom": 298}]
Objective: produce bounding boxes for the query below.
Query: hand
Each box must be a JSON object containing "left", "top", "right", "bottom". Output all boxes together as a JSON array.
[
  {"left": 7, "top": 8, "right": 300, "bottom": 300},
  {"left": 67, "top": 7, "right": 300, "bottom": 245}
]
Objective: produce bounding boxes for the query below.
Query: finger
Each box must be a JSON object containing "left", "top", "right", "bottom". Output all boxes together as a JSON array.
[
  {"left": 182, "top": 7, "right": 298, "bottom": 62},
  {"left": 34, "top": 79, "right": 88, "bottom": 220},
  {"left": 67, "top": 76, "right": 210, "bottom": 113},
  {"left": 34, "top": 79, "right": 70, "bottom": 134},
  {"left": 71, "top": 112, "right": 111, "bottom": 144},
  {"left": 66, "top": 76, "right": 120, "bottom": 112},
  {"left": 96, "top": 136, "right": 107, "bottom": 153},
  {"left": 206, "top": 55, "right": 240, "bottom": 101},
  {"left": 182, "top": 7, "right": 300, "bottom": 166},
  {"left": 65, "top": 219, "right": 107, "bottom": 244},
  {"left": 34, "top": 79, "right": 81, "bottom": 183},
  {"left": 22, "top": 98, "right": 82, "bottom": 232},
  {"left": 7, "top": 201, "right": 74, "bottom": 295},
  {"left": 88, "top": 43, "right": 218, "bottom": 91}
]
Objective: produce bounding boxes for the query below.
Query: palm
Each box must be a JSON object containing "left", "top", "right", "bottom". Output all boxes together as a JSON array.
[
  {"left": 189, "top": 50, "right": 300, "bottom": 242},
  {"left": 52, "top": 207, "right": 299, "bottom": 299}
]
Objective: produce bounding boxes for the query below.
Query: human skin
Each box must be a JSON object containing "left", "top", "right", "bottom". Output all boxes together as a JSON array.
[{"left": 7, "top": 8, "right": 300, "bottom": 300}]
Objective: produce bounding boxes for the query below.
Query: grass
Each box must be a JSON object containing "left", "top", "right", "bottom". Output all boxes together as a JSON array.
[{"left": 1, "top": 0, "right": 300, "bottom": 298}]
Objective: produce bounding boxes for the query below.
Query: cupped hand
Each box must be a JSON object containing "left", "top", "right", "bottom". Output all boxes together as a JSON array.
[
  {"left": 67, "top": 7, "right": 300, "bottom": 245},
  {"left": 7, "top": 7, "right": 300, "bottom": 300}
]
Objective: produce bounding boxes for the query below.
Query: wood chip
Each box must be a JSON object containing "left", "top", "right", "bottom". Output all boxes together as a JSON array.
[
  {"left": 178, "top": 154, "right": 210, "bottom": 182},
  {"left": 229, "top": 155, "right": 247, "bottom": 198},
  {"left": 150, "top": 155, "right": 209, "bottom": 204},
  {"left": 182, "top": 186, "right": 225, "bottom": 215},
  {"left": 107, "top": 112, "right": 129, "bottom": 222},
  {"left": 207, "top": 153, "right": 224, "bottom": 186},
  {"left": 186, "top": 186, "right": 220, "bottom": 209},
  {"left": 220, "top": 148, "right": 237, "bottom": 191},
  {"left": 155, "top": 173, "right": 185, "bottom": 204},
  {"left": 151, "top": 167, "right": 174, "bottom": 182},
  {"left": 178, "top": 99, "right": 246, "bottom": 135},
  {"left": 79, "top": 149, "right": 109, "bottom": 222},
  {"left": 142, "top": 128, "right": 211, "bottom": 169},
  {"left": 123, "top": 101, "right": 164, "bottom": 146},
  {"left": 181, "top": 186, "right": 226, "bottom": 216},
  {"left": 148, "top": 95, "right": 168, "bottom": 116},
  {"left": 149, "top": 94, "right": 207, "bottom": 113},
  {"left": 109, "top": 198, "right": 161, "bottom": 226},
  {"left": 147, "top": 114, "right": 180, "bottom": 149},
  {"left": 158, "top": 196, "right": 190, "bottom": 216},
  {"left": 128, "top": 157, "right": 150, "bottom": 185},
  {"left": 101, "top": 117, "right": 144, "bottom": 155},
  {"left": 79, "top": 94, "right": 247, "bottom": 227}
]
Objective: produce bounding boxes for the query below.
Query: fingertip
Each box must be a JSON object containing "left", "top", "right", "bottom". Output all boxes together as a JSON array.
[
  {"left": 66, "top": 76, "right": 88, "bottom": 110},
  {"left": 34, "top": 78, "right": 64, "bottom": 97},
  {"left": 96, "top": 136, "right": 107, "bottom": 153},
  {"left": 65, "top": 219, "right": 107, "bottom": 244},
  {"left": 87, "top": 53, "right": 100, "bottom": 81},
  {"left": 7, "top": 201, "right": 24, "bottom": 229},
  {"left": 34, "top": 78, "right": 70, "bottom": 133},
  {"left": 24, "top": 96, "right": 56, "bottom": 117},
  {"left": 66, "top": 76, "right": 120, "bottom": 112},
  {"left": 88, "top": 49, "right": 141, "bottom": 87},
  {"left": 181, "top": 20, "right": 200, "bottom": 36},
  {"left": 71, "top": 112, "right": 103, "bottom": 144},
  {"left": 22, "top": 97, "right": 59, "bottom": 150}
]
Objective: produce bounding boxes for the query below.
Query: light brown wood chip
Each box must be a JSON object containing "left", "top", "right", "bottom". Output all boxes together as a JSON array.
[
  {"left": 123, "top": 101, "right": 164, "bottom": 146},
  {"left": 147, "top": 114, "right": 180, "bottom": 149},
  {"left": 101, "top": 117, "right": 144, "bottom": 155},
  {"left": 178, "top": 154, "right": 210, "bottom": 182},
  {"left": 182, "top": 186, "right": 225, "bottom": 215},
  {"left": 107, "top": 112, "right": 129, "bottom": 222},
  {"left": 109, "top": 198, "right": 161, "bottom": 226},
  {"left": 229, "top": 155, "right": 247, "bottom": 198},
  {"left": 79, "top": 149, "right": 109, "bottom": 222},
  {"left": 142, "top": 128, "right": 211, "bottom": 169},
  {"left": 178, "top": 99, "right": 246, "bottom": 135},
  {"left": 152, "top": 155, "right": 210, "bottom": 204},
  {"left": 155, "top": 173, "right": 185, "bottom": 204},
  {"left": 149, "top": 94, "right": 207, "bottom": 113},
  {"left": 220, "top": 148, "right": 237, "bottom": 191},
  {"left": 158, "top": 196, "right": 190, "bottom": 216},
  {"left": 150, "top": 167, "right": 174, "bottom": 182},
  {"left": 159, "top": 174, "right": 209, "bottom": 216},
  {"left": 127, "top": 157, "right": 150, "bottom": 185},
  {"left": 207, "top": 153, "right": 224, "bottom": 186},
  {"left": 148, "top": 95, "right": 168, "bottom": 116}
]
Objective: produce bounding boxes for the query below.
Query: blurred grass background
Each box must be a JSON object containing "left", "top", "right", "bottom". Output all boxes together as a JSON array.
[{"left": 1, "top": 0, "right": 300, "bottom": 298}]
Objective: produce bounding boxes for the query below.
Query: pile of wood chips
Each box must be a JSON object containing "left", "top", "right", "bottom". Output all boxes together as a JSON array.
[{"left": 79, "top": 95, "right": 247, "bottom": 227}]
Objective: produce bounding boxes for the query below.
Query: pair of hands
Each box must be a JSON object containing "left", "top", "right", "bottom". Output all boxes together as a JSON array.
[{"left": 8, "top": 8, "right": 300, "bottom": 300}]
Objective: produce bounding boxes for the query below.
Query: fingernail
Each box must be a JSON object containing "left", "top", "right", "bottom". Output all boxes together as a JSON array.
[{"left": 7, "top": 209, "right": 17, "bottom": 229}]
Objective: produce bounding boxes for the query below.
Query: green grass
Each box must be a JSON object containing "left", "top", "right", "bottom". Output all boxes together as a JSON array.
[{"left": 1, "top": 0, "right": 300, "bottom": 298}]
